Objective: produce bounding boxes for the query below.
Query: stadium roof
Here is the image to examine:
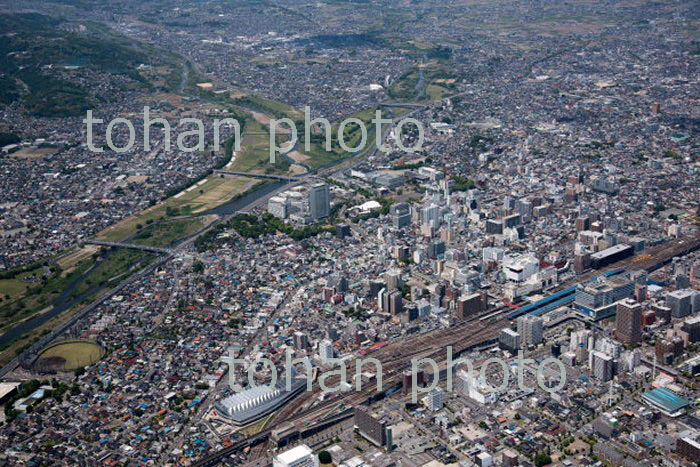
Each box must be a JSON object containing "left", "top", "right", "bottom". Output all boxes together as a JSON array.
[
  {"left": 642, "top": 387, "right": 691, "bottom": 416},
  {"left": 216, "top": 378, "right": 306, "bottom": 425}
]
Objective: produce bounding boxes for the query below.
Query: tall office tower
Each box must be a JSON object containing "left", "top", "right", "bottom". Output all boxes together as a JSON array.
[
  {"left": 615, "top": 298, "right": 643, "bottom": 345},
  {"left": 576, "top": 216, "right": 590, "bottom": 231},
  {"left": 424, "top": 388, "right": 444, "bottom": 411},
  {"left": 327, "top": 326, "right": 339, "bottom": 341},
  {"left": 516, "top": 199, "right": 533, "bottom": 219},
  {"left": 502, "top": 213, "right": 522, "bottom": 229},
  {"left": 485, "top": 219, "right": 503, "bottom": 235},
  {"left": 457, "top": 293, "right": 485, "bottom": 320},
  {"left": 319, "top": 339, "right": 334, "bottom": 364},
  {"left": 388, "top": 290, "right": 403, "bottom": 314},
  {"left": 354, "top": 408, "right": 388, "bottom": 447},
  {"left": 294, "top": 331, "right": 309, "bottom": 350},
  {"left": 429, "top": 240, "right": 446, "bottom": 259},
  {"left": 634, "top": 282, "right": 647, "bottom": 302},
  {"left": 590, "top": 350, "right": 614, "bottom": 382},
  {"left": 517, "top": 315, "right": 543, "bottom": 348},
  {"left": 499, "top": 328, "right": 521, "bottom": 353},
  {"left": 384, "top": 268, "right": 403, "bottom": 290},
  {"left": 421, "top": 203, "right": 441, "bottom": 227},
  {"left": 503, "top": 196, "right": 516, "bottom": 211},
  {"left": 666, "top": 289, "right": 695, "bottom": 318},
  {"left": 308, "top": 183, "right": 330, "bottom": 220},
  {"left": 390, "top": 202, "right": 411, "bottom": 229}
]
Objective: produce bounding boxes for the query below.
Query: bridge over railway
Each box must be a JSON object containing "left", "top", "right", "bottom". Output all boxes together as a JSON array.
[
  {"left": 85, "top": 240, "right": 174, "bottom": 255},
  {"left": 213, "top": 170, "right": 302, "bottom": 182}
]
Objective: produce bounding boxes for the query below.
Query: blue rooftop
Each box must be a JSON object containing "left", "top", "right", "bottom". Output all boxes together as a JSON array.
[{"left": 642, "top": 388, "right": 691, "bottom": 414}]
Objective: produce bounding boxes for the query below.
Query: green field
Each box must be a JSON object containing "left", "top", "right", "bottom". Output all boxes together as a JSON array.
[
  {"left": 232, "top": 94, "right": 302, "bottom": 120},
  {"left": 302, "top": 106, "right": 389, "bottom": 170},
  {"left": 132, "top": 217, "right": 207, "bottom": 248},
  {"left": 70, "top": 249, "right": 155, "bottom": 298},
  {"left": 0, "top": 279, "right": 28, "bottom": 301},
  {"left": 388, "top": 64, "right": 459, "bottom": 102},
  {"left": 36, "top": 339, "right": 104, "bottom": 371},
  {"left": 167, "top": 176, "right": 256, "bottom": 214},
  {"left": 426, "top": 84, "right": 450, "bottom": 100},
  {"left": 0, "top": 260, "right": 94, "bottom": 334},
  {"left": 228, "top": 118, "right": 289, "bottom": 174}
]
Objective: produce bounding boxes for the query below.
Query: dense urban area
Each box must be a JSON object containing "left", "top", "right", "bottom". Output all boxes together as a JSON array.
[{"left": 0, "top": 0, "right": 698, "bottom": 466}]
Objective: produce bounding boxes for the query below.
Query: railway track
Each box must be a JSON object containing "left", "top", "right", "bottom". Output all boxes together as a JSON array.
[
  {"left": 195, "top": 235, "right": 700, "bottom": 466},
  {"left": 199, "top": 319, "right": 505, "bottom": 464}
]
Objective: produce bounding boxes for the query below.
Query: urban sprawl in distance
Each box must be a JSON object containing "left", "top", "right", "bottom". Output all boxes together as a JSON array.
[{"left": 0, "top": 0, "right": 698, "bottom": 466}]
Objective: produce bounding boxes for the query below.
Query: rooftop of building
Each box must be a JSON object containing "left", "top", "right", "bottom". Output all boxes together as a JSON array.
[{"left": 642, "top": 387, "right": 691, "bottom": 414}]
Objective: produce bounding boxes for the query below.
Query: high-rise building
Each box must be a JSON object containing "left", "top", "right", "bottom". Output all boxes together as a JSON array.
[
  {"left": 634, "top": 282, "right": 647, "bottom": 302},
  {"left": 485, "top": 219, "right": 503, "bottom": 235},
  {"left": 457, "top": 293, "right": 485, "bottom": 320},
  {"left": 421, "top": 204, "right": 441, "bottom": 227},
  {"left": 268, "top": 196, "right": 289, "bottom": 219},
  {"left": 517, "top": 315, "right": 543, "bottom": 348},
  {"left": 309, "top": 183, "right": 330, "bottom": 220},
  {"left": 576, "top": 216, "right": 590, "bottom": 231},
  {"left": 367, "top": 279, "right": 384, "bottom": 298},
  {"left": 354, "top": 408, "right": 388, "bottom": 447},
  {"left": 503, "top": 213, "right": 522, "bottom": 229},
  {"left": 574, "top": 252, "right": 591, "bottom": 274},
  {"left": 575, "top": 275, "right": 634, "bottom": 319},
  {"left": 666, "top": 289, "right": 696, "bottom": 318},
  {"left": 615, "top": 299, "right": 643, "bottom": 345},
  {"left": 319, "top": 339, "right": 334, "bottom": 364},
  {"left": 294, "top": 331, "right": 309, "bottom": 350},
  {"left": 503, "top": 196, "right": 516, "bottom": 211},
  {"left": 388, "top": 290, "right": 403, "bottom": 314},
  {"left": 517, "top": 199, "right": 533, "bottom": 220},
  {"left": 424, "top": 388, "right": 444, "bottom": 411},
  {"left": 401, "top": 369, "right": 424, "bottom": 395},
  {"left": 590, "top": 350, "right": 614, "bottom": 382},
  {"left": 502, "top": 449, "right": 520, "bottom": 467},
  {"left": 390, "top": 202, "right": 411, "bottom": 229},
  {"left": 273, "top": 445, "right": 319, "bottom": 467},
  {"left": 682, "top": 316, "right": 700, "bottom": 344},
  {"left": 384, "top": 268, "right": 403, "bottom": 290},
  {"left": 499, "top": 328, "right": 520, "bottom": 353},
  {"left": 656, "top": 337, "right": 684, "bottom": 364},
  {"left": 429, "top": 240, "right": 446, "bottom": 259},
  {"left": 476, "top": 452, "right": 493, "bottom": 467},
  {"left": 336, "top": 223, "right": 351, "bottom": 239},
  {"left": 677, "top": 433, "right": 700, "bottom": 461}
]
